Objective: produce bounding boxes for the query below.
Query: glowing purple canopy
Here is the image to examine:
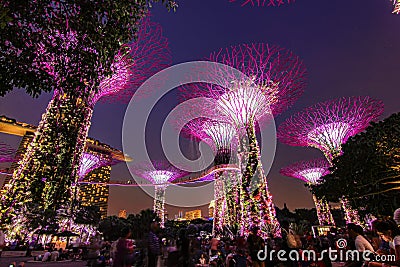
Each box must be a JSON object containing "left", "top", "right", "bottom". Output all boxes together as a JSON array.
[
  {"left": 177, "top": 116, "right": 236, "bottom": 152},
  {"left": 0, "top": 142, "right": 15, "bottom": 163},
  {"left": 277, "top": 96, "right": 384, "bottom": 161},
  {"left": 229, "top": 0, "right": 294, "bottom": 7},
  {"left": 78, "top": 152, "right": 121, "bottom": 180},
  {"left": 131, "top": 161, "right": 188, "bottom": 185},
  {"left": 34, "top": 15, "right": 170, "bottom": 104},
  {"left": 180, "top": 43, "right": 307, "bottom": 129},
  {"left": 98, "top": 15, "right": 171, "bottom": 103},
  {"left": 79, "top": 153, "right": 105, "bottom": 179},
  {"left": 280, "top": 158, "right": 330, "bottom": 184}
]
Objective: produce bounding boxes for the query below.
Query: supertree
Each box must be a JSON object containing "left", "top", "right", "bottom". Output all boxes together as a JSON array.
[
  {"left": 0, "top": 142, "right": 15, "bottom": 163},
  {"left": 74, "top": 152, "right": 120, "bottom": 206},
  {"left": 228, "top": 0, "right": 294, "bottom": 7},
  {"left": 210, "top": 175, "right": 226, "bottom": 236},
  {"left": 180, "top": 43, "right": 307, "bottom": 236},
  {"left": 0, "top": 15, "right": 171, "bottom": 230},
  {"left": 393, "top": 0, "right": 400, "bottom": 14},
  {"left": 131, "top": 161, "right": 188, "bottom": 227},
  {"left": 78, "top": 152, "right": 115, "bottom": 181},
  {"left": 56, "top": 152, "right": 120, "bottom": 234},
  {"left": 174, "top": 109, "right": 240, "bottom": 235},
  {"left": 280, "top": 158, "right": 335, "bottom": 226},
  {"left": 278, "top": 96, "right": 384, "bottom": 224}
]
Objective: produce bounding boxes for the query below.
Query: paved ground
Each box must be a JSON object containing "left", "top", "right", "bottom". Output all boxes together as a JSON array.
[{"left": 0, "top": 257, "right": 88, "bottom": 266}]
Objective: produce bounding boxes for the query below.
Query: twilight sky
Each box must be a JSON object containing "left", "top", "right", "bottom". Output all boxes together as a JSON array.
[{"left": 0, "top": 0, "right": 399, "bottom": 219}]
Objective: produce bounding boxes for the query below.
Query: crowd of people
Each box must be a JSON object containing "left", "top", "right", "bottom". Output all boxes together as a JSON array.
[
  {"left": 105, "top": 216, "right": 400, "bottom": 267},
  {"left": 1, "top": 215, "right": 400, "bottom": 267}
]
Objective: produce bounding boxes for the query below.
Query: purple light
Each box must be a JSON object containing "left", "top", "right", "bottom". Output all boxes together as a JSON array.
[
  {"left": 90, "top": 46, "right": 134, "bottom": 104},
  {"left": 171, "top": 107, "right": 239, "bottom": 232},
  {"left": 180, "top": 118, "right": 236, "bottom": 153},
  {"left": 215, "top": 79, "right": 279, "bottom": 129},
  {"left": 278, "top": 96, "right": 384, "bottom": 162},
  {"left": 280, "top": 158, "right": 335, "bottom": 226},
  {"left": 181, "top": 43, "right": 307, "bottom": 130},
  {"left": 131, "top": 161, "right": 188, "bottom": 227},
  {"left": 179, "top": 43, "right": 307, "bottom": 237},
  {"left": 78, "top": 152, "right": 116, "bottom": 180},
  {"left": 393, "top": 0, "right": 400, "bottom": 14},
  {"left": 278, "top": 97, "right": 382, "bottom": 225},
  {"left": 280, "top": 158, "right": 330, "bottom": 185},
  {"left": 99, "top": 15, "right": 172, "bottom": 103},
  {"left": 32, "top": 15, "right": 171, "bottom": 104},
  {"left": 132, "top": 161, "right": 187, "bottom": 185},
  {"left": 203, "top": 120, "right": 236, "bottom": 151},
  {"left": 146, "top": 170, "right": 175, "bottom": 185}
]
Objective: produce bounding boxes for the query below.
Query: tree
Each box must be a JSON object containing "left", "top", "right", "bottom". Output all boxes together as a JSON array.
[
  {"left": 0, "top": 0, "right": 176, "bottom": 231},
  {"left": 311, "top": 112, "right": 400, "bottom": 217},
  {"left": 98, "top": 216, "right": 128, "bottom": 241},
  {"left": 74, "top": 205, "right": 101, "bottom": 226}
]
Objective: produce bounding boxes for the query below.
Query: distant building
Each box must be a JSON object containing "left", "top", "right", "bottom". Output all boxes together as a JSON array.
[
  {"left": 79, "top": 165, "right": 111, "bottom": 219},
  {"left": 185, "top": 209, "right": 202, "bottom": 220},
  {"left": 118, "top": 209, "right": 127, "bottom": 219}
]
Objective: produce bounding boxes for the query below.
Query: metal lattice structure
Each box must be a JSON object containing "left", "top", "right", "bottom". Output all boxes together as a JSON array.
[
  {"left": 98, "top": 15, "right": 171, "bottom": 103},
  {"left": 280, "top": 158, "right": 335, "bottom": 226},
  {"left": 228, "top": 0, "right": 295, "bottom": 7},
  {"left": 1, "top": 15, "right": 170, "bottom": 232},
  {"left": 277, "top": 96, "right": 384, "bottom": 162},
  {"left": 131, "top": 161, "right": 187, "bottom": 227},
  {"left": 180, "top": 43, "right": 307, "bottom": 236},
  {"left": 178, "top": 114, "right": 237, "bottom": 164},
  {"left": 78, "top": 152, "right": 118, "bottom": 180},
  {"left": 181, "top": 43, "right": 307, "bottom": 128},
  {"left": 278, "top": 96, "right": 384, "bottom": 224}
]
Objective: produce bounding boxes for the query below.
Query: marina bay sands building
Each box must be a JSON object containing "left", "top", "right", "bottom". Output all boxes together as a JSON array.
[{"left": 0, "top": 115, "right": 130, "bottom": 218}]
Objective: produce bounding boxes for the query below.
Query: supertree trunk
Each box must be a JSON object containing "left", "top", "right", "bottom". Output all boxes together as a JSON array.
[
  {"left": 312, "top": 195, "right": 335, "bottom": 226},
  {"left": 214, "top": 149, "right": 240, "bottom": 231},
  {"left": 0, "top": 90, "right": 93, "bottom": 230},
  {"left": 237, "top": 122, "right": 279, "bottom": 237},
  {"left": 213, "top": 177, "right": 226, "bottom": 237},
  {"left": 154, "top": 185, "right": 167, "bottom": 227}
]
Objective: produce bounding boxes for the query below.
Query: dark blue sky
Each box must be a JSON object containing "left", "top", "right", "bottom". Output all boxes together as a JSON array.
[{"left": 0, "top": 0, "right": 399, "bottom": 218}]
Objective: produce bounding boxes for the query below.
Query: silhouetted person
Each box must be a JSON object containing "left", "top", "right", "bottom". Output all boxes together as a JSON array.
[
  {"left": 113, "top": 227, "right": 133, "bottom": 267},
  {"left": 247, "top": 226, "right": 265, "bottom": 267},
  {"left": 148, "top": 222, "right": 161, "bottom": 267}
]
